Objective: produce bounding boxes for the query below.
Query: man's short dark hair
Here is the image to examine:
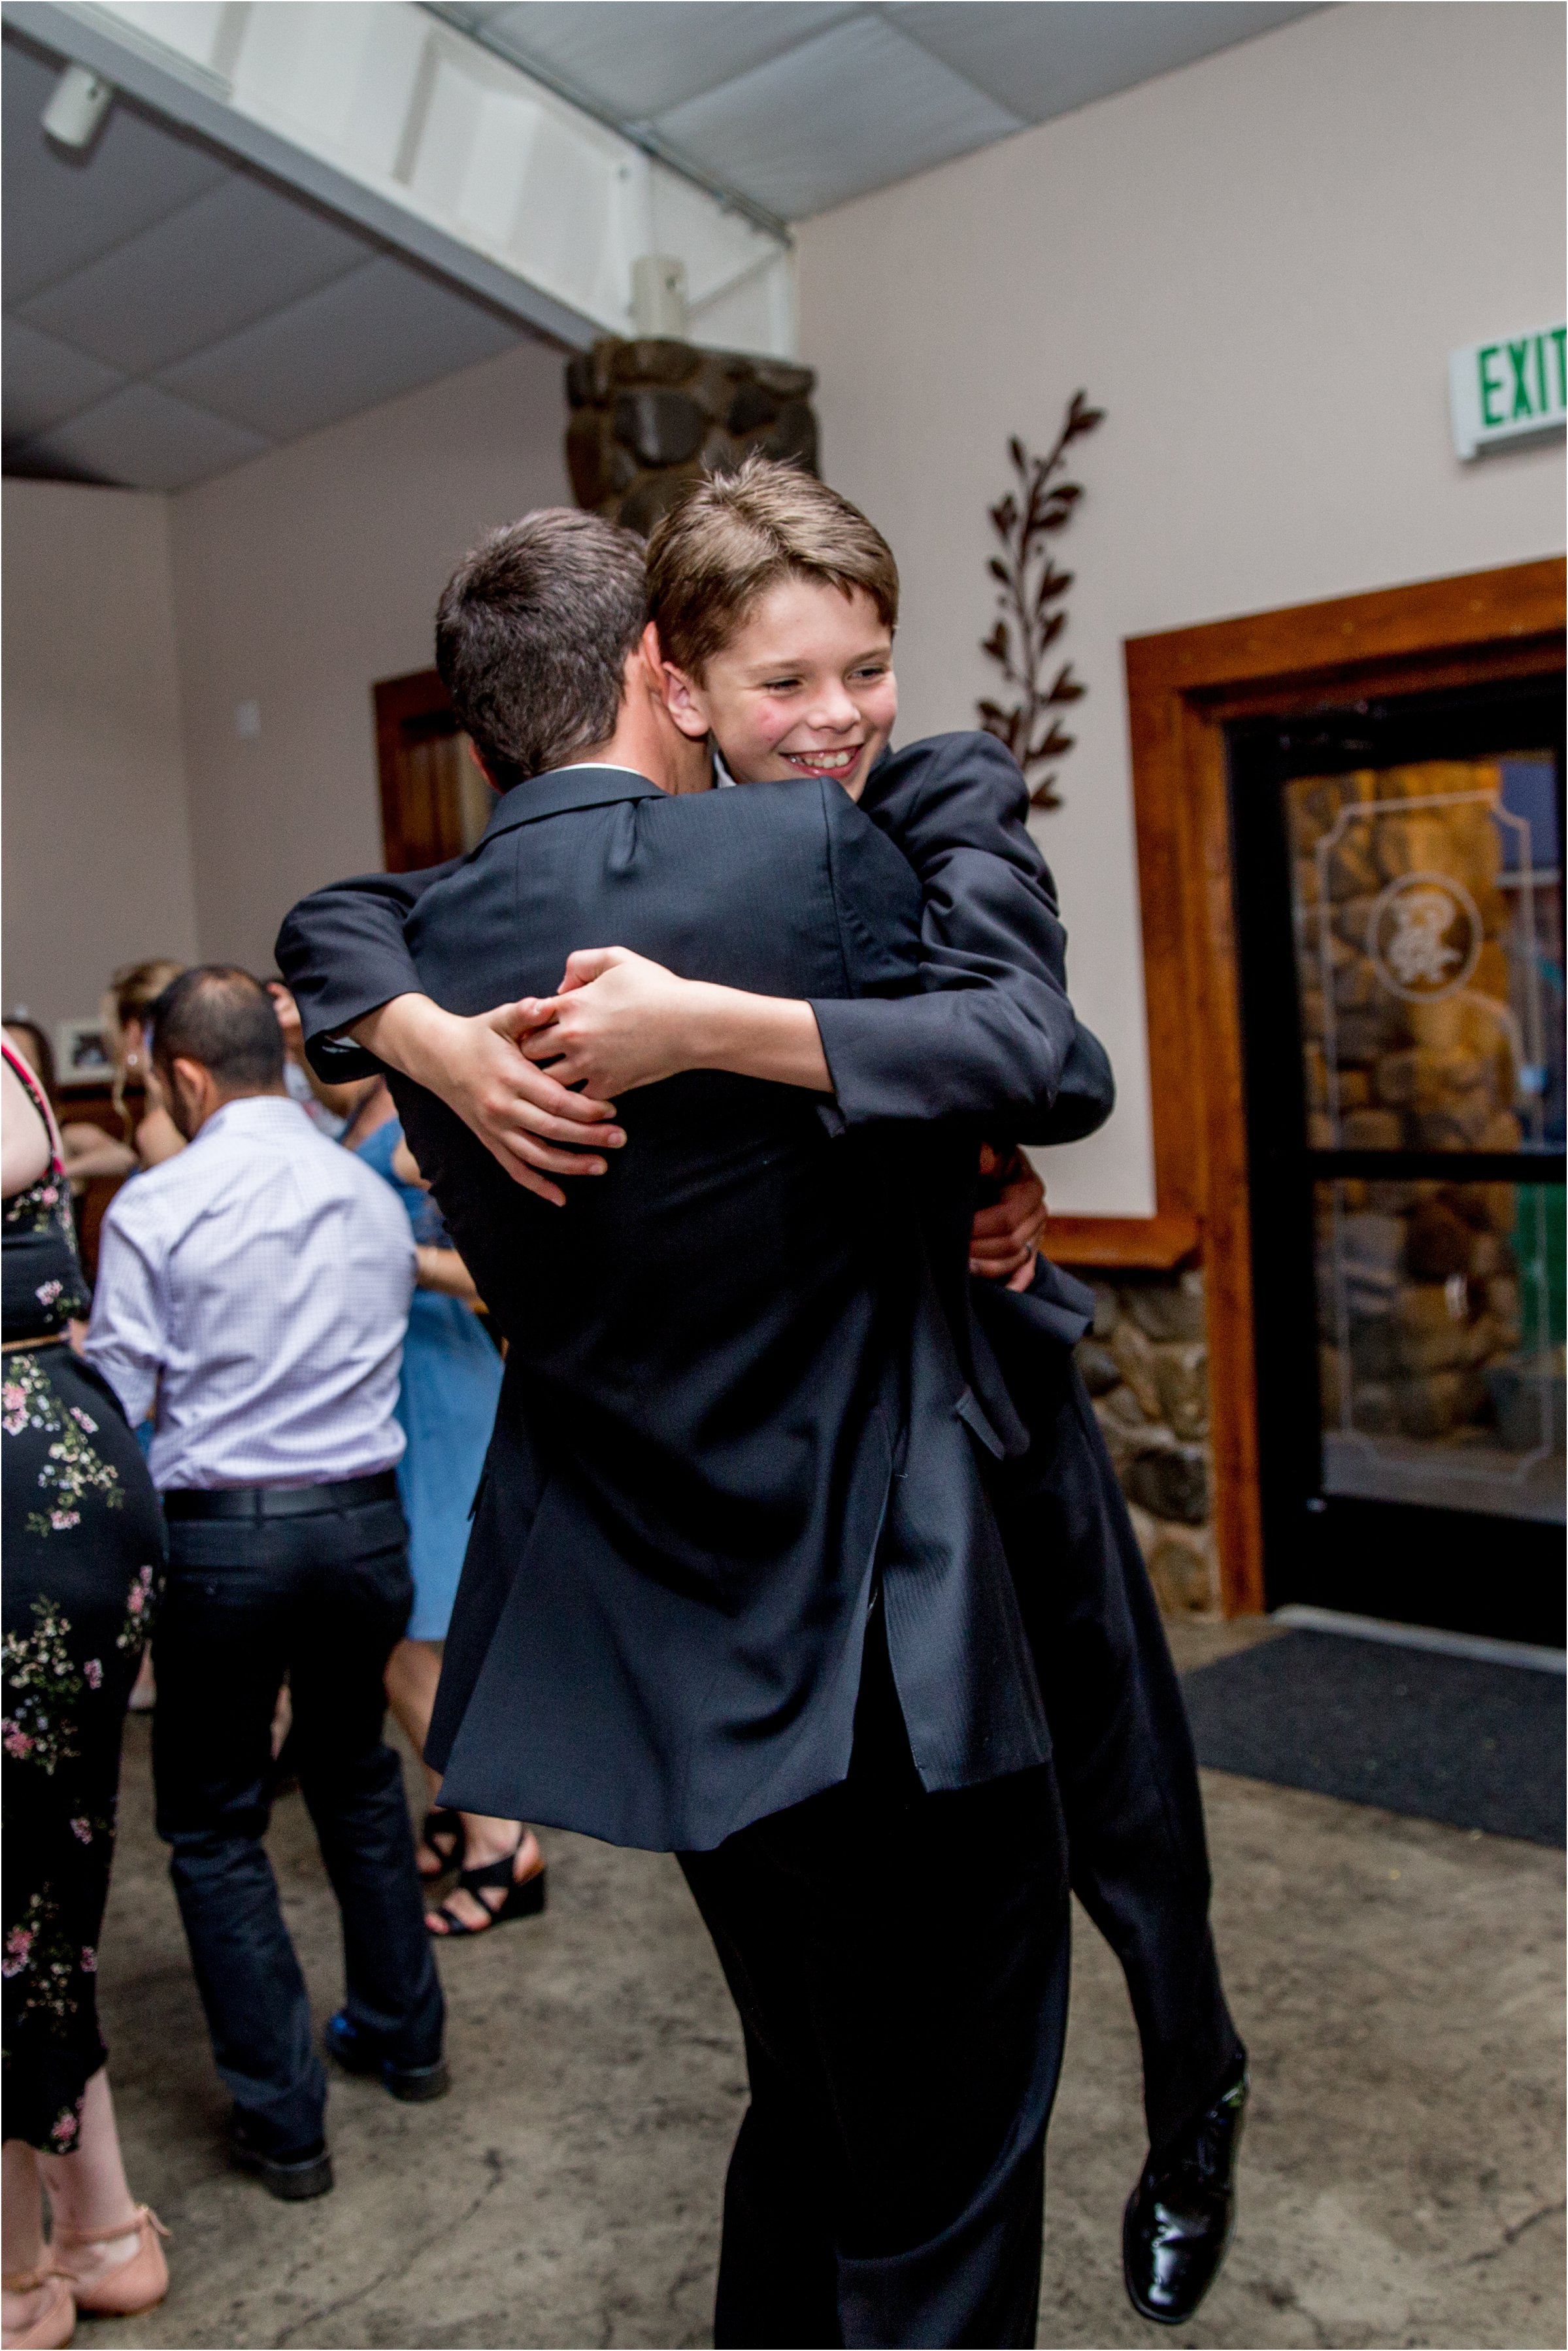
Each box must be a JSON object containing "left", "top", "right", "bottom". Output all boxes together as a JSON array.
[
  {"left": 151, "top": 966, "right": 284, "bottom": 1092},
  {"left": 435, "top": 509, "right": 648, "bottom": 788}
]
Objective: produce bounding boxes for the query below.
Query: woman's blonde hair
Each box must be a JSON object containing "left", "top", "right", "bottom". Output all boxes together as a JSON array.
[
  {"left": 105, "top": 958, "right": 185, "bottom": 1132},
  {"left": 645, "top": 456, "right": 899, "bottom": 678}
]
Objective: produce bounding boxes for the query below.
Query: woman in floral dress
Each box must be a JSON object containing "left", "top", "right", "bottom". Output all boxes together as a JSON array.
[{"left": 2, "top": 1042, "right": 171, "bottom": 2349}]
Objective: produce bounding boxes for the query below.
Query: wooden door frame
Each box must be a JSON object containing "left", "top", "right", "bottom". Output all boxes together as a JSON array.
[
  {"left": 373, "top": 667, "right": 458, "bottom": 872},
  {"left": 1058, "top": 558, "right": 1565, "bottom": 1613}
]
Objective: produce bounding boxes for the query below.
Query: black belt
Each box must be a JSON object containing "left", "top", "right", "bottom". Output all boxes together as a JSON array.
[{"left": 162, "top": 1471, "right": 399, "bottom": 1522}]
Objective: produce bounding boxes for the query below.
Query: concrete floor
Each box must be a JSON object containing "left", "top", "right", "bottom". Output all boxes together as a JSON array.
[{"left": 88, "top": 1620, "right": 1563, "bottom": 2351}]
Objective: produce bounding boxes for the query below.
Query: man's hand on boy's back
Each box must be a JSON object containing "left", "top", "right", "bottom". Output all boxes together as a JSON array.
[
  {"left": 348, "top": 992, "right": 625, "bottom": 1207},
  {"left": 970, "top": 1145, "right": 1048, "bottom": 1290}
]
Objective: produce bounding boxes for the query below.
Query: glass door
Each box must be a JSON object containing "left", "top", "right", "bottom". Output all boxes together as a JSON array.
[{"left": 1231, "top": 678, "right": 1565, "bottom": 1645}]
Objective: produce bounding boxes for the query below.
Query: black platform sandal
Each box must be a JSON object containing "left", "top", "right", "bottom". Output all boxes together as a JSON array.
[
  {"left": 426, "top": 1834, "right": 547, "bottom": 1937},
  {"left": 420, "top": 1807, "right": 466, "bottom": 1879}
]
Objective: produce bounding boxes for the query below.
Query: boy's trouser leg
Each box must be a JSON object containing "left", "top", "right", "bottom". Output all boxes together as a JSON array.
[{"left": 995, "top": 1358, "right": 1244, "bottom": 2152}]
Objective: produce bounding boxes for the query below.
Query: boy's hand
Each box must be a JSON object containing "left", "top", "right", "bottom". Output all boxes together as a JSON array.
[
  {"left": 970, "top": 1145, "right": 1047, "bottom": 1290},
  {"left": 522, "top": 948, "right": 832, "bottom": 1097},
  {"left": 349, "top": 994, "right": 626, "bottom": 1207},
  {"left": 520, "top": 948, "right": 707, "bottom": 1095}
]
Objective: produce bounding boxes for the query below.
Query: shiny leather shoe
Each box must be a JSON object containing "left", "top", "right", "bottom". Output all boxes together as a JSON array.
[
  {"left": 1123, "top": 2055, "right": 1248, "bottom": 2325},
  {"left": 325, "top": 2010, "right": 450, "bottom": 2103},
  {"left": 229, "top": 2113, "right": 333, "bottom": 2202}
]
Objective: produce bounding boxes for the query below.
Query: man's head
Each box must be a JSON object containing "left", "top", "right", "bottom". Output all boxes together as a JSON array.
[
  {"left": 436, "top": 509, "right": 652, "bottom": 786},
  {"left": 646, "top": 458, "right": 901, "bottom": 800},
  {"left": 150, "top": 966, "right": 286, "bottom": 1140}
]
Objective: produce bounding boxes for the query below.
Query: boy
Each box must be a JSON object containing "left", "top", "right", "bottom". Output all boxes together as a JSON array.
[{"left": 524, "top": 459, "right": 1251, "bottom": 2330}]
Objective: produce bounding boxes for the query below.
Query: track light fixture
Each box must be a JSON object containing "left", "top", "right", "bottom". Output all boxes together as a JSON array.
[{"left": 42, "top": 61, "right": 114, "bottom": 153}]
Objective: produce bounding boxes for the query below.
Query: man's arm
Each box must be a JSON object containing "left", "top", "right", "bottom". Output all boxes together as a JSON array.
[{"left": 82, "top": 1211, "right": 165, "bottom": 1429}]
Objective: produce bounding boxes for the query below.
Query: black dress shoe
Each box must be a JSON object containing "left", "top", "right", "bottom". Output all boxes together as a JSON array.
[
  {"left": 1124, "top": 2055, "right": 1248, "bottom": 2325},
  {"left": 324, "top": 2009, "right": 451, "bottom": 2103},
  {"left": 229, "top": 2112, "right": 334, "bottom": 2201}
]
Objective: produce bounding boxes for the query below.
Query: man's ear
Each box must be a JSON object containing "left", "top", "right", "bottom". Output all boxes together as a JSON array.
[
  {"left": 465, "top": 740, "right": 501, "bottom": 793},
  {"left": 648, "top": 627, "right": 712, "bottom": 744},
  {"left": 165, "top": 1056, "right": 207, "bottom": 1136}
]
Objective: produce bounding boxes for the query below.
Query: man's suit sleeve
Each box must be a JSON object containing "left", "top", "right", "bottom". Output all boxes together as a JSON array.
[
  {"left": 275, "top": 863, "right": 458, "bottom": 1082},
  {"left": 810, "top": 736, "right": 1115, "bottom": 1142}
]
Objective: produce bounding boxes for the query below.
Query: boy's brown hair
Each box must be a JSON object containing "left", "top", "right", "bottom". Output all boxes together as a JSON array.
[{"left": 646, "top": 456, "right": 899, "bottom": 677}]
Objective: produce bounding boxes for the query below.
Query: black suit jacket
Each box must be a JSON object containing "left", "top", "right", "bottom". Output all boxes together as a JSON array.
[
  {"left": 278, "top": 761, "right": 1059, "bottom": 1850},
  {"left": 280, "top": 728, "right": 1111, "bottom": 1396}
]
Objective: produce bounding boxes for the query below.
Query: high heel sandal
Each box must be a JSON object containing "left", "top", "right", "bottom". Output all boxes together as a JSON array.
[
  {"left": 420, "top": 1807, "right": 466, "bottom": 1878},
  {"left": 1, "top": 2267, "right": 75, "bottom": 2350},
  {"left": 50, "top": 2207, "right": 169, "bottom": 2317},
  {"left": 426, "top": 1834, "right": 546, "bottom": 1937}
]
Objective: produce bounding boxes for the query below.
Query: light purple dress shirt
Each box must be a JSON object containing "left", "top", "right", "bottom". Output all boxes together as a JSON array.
[{"left": 86, "top": 1093, "right": 415, "bottom": 1491}]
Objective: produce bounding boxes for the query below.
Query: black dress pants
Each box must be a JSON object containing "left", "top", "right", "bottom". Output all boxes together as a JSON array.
[
  {"left": 680, "top": 1610, "right": 1071, "bottom": 2350},
  {"left": 152, "top": 1490, "right": 443, "bottom": 2154},
  {"left": 990, "top": 1348, "right": 1244, "bottom": 2155}
]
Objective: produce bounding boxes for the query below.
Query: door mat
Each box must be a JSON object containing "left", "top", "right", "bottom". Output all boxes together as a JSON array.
[{"left": 1181, "top": 1631, "right": 1565, "bottom": 1846}]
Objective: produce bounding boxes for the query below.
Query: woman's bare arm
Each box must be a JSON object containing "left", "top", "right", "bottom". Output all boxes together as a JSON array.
[
  {"left": 414, "top": 1244, "right": 482, "bottom": 1305},
  {"left": 3, "top": 1058, "right": 54, "bottom": 1195}
]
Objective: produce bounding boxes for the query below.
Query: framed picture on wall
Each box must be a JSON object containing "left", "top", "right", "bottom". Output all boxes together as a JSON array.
[{"left": 54, "top": 1019, "right": 112, "bottom": 1086}]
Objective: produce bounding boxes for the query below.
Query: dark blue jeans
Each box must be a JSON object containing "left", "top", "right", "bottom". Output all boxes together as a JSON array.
[{"left": 153, "top": 1493, "right": 442, "bottom": 2154}]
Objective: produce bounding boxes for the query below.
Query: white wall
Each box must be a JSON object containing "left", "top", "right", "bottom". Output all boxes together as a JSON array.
[
  {"left": 168, "top": 335, "right": 571, "bottom": 976},
  {"left": 2, "top": 479, "right": 198, "bottom": 1038},
  {"left": 798, "top": 1, "right": 1567, "bottom": 1216}
]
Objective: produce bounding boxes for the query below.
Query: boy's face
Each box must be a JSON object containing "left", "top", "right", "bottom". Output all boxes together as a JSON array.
[{"left": 663, "top": 578, "right": 897, "bottom": 802}]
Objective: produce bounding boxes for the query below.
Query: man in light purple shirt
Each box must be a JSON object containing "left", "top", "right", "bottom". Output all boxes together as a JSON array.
[{"left": 87, "top": 967, "right": 445, "bottom": 2201}]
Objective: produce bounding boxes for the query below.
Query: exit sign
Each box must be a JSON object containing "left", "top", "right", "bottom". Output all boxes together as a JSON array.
[{"left": 1449, "top": 324, "right": 1567, "bottom": 459}]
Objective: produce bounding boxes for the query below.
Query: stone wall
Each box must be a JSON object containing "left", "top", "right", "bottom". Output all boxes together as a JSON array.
[
  {"left": 564, "top": 337, "right": 818, "bottom": 534},
  {"left": 1073, "top": 1265, "right": 1221, "bottom": 1614}
]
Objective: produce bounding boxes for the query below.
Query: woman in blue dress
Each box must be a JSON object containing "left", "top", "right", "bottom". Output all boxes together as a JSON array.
[{"left": 343, "top": 1081, "right": 546, "bottom": 1937}]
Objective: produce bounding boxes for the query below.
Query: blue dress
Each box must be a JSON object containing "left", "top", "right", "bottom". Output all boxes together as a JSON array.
[{"left": 354, "top": 1118, "right": 503, "bottom": 1641}]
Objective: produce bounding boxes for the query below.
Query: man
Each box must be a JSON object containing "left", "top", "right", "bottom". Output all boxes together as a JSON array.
[
  {"left": 85, "top": 969, "right": 446, "bottom": 2203},
  {"left": 282, "top": 494, "right": 1246, "bottom": 2326},
  {"left": 279, "top": 510, "right": 1080, "bottom": 2346}
]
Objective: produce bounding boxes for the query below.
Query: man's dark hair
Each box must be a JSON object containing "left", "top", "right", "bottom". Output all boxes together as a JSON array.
[
  {"left": 435, "top": 509, "right": 648, "bottom": 788},
  {"left": 150, "top": 966, "right": 284, "bottom": 1092}
]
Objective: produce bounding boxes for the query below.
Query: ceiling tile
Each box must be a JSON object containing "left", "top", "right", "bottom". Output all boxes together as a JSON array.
[
  {"left": 886, "top": 2, "right": 1322, "bottom": 125},
  {"left": 1, "top": 36, "right": 229, "bottom": 303},
  {"left": 2, "top": 319, "right": 125, "bottom": 444},
  {"left": 17, "top": 170, "right": 375, "bottom": 376},
  {"left": 652, "top": 16, "right": 1024, "bottom": 218},
  {"left": 156, "top": 256, "right": 520, "bottom": 441},
  {"left": 465, "top": 2, "right": 858, "bottom": 121},
  {"left": 10, "top": 382, "right": 270, "bottom": 492}
]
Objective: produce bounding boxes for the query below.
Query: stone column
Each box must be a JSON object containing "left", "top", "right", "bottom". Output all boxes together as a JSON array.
[
  {"left": 1074, "top": 1267, "right": 1221, "bottom": 1614},
  {"left": 565, "top": 338, "right": 818, "bottom": 533}
]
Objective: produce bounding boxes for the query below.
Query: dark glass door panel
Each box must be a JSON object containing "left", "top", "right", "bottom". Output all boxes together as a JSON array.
[
  {"left": 1231, "top": 678, "right": 1565, "bottom": 1645},
  {"left": 1289, "top": 756, "right": 1562, "bottom": 1159}
]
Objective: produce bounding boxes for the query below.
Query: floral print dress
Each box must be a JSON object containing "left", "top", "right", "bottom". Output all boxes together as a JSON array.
[{"left": 2, "top": 1042, "right": 165, "bottom": 2151}]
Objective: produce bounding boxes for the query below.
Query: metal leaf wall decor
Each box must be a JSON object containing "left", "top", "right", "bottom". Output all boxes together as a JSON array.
[{"left": 978, "top": 390, "right": 1105, "bottom": 811}]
